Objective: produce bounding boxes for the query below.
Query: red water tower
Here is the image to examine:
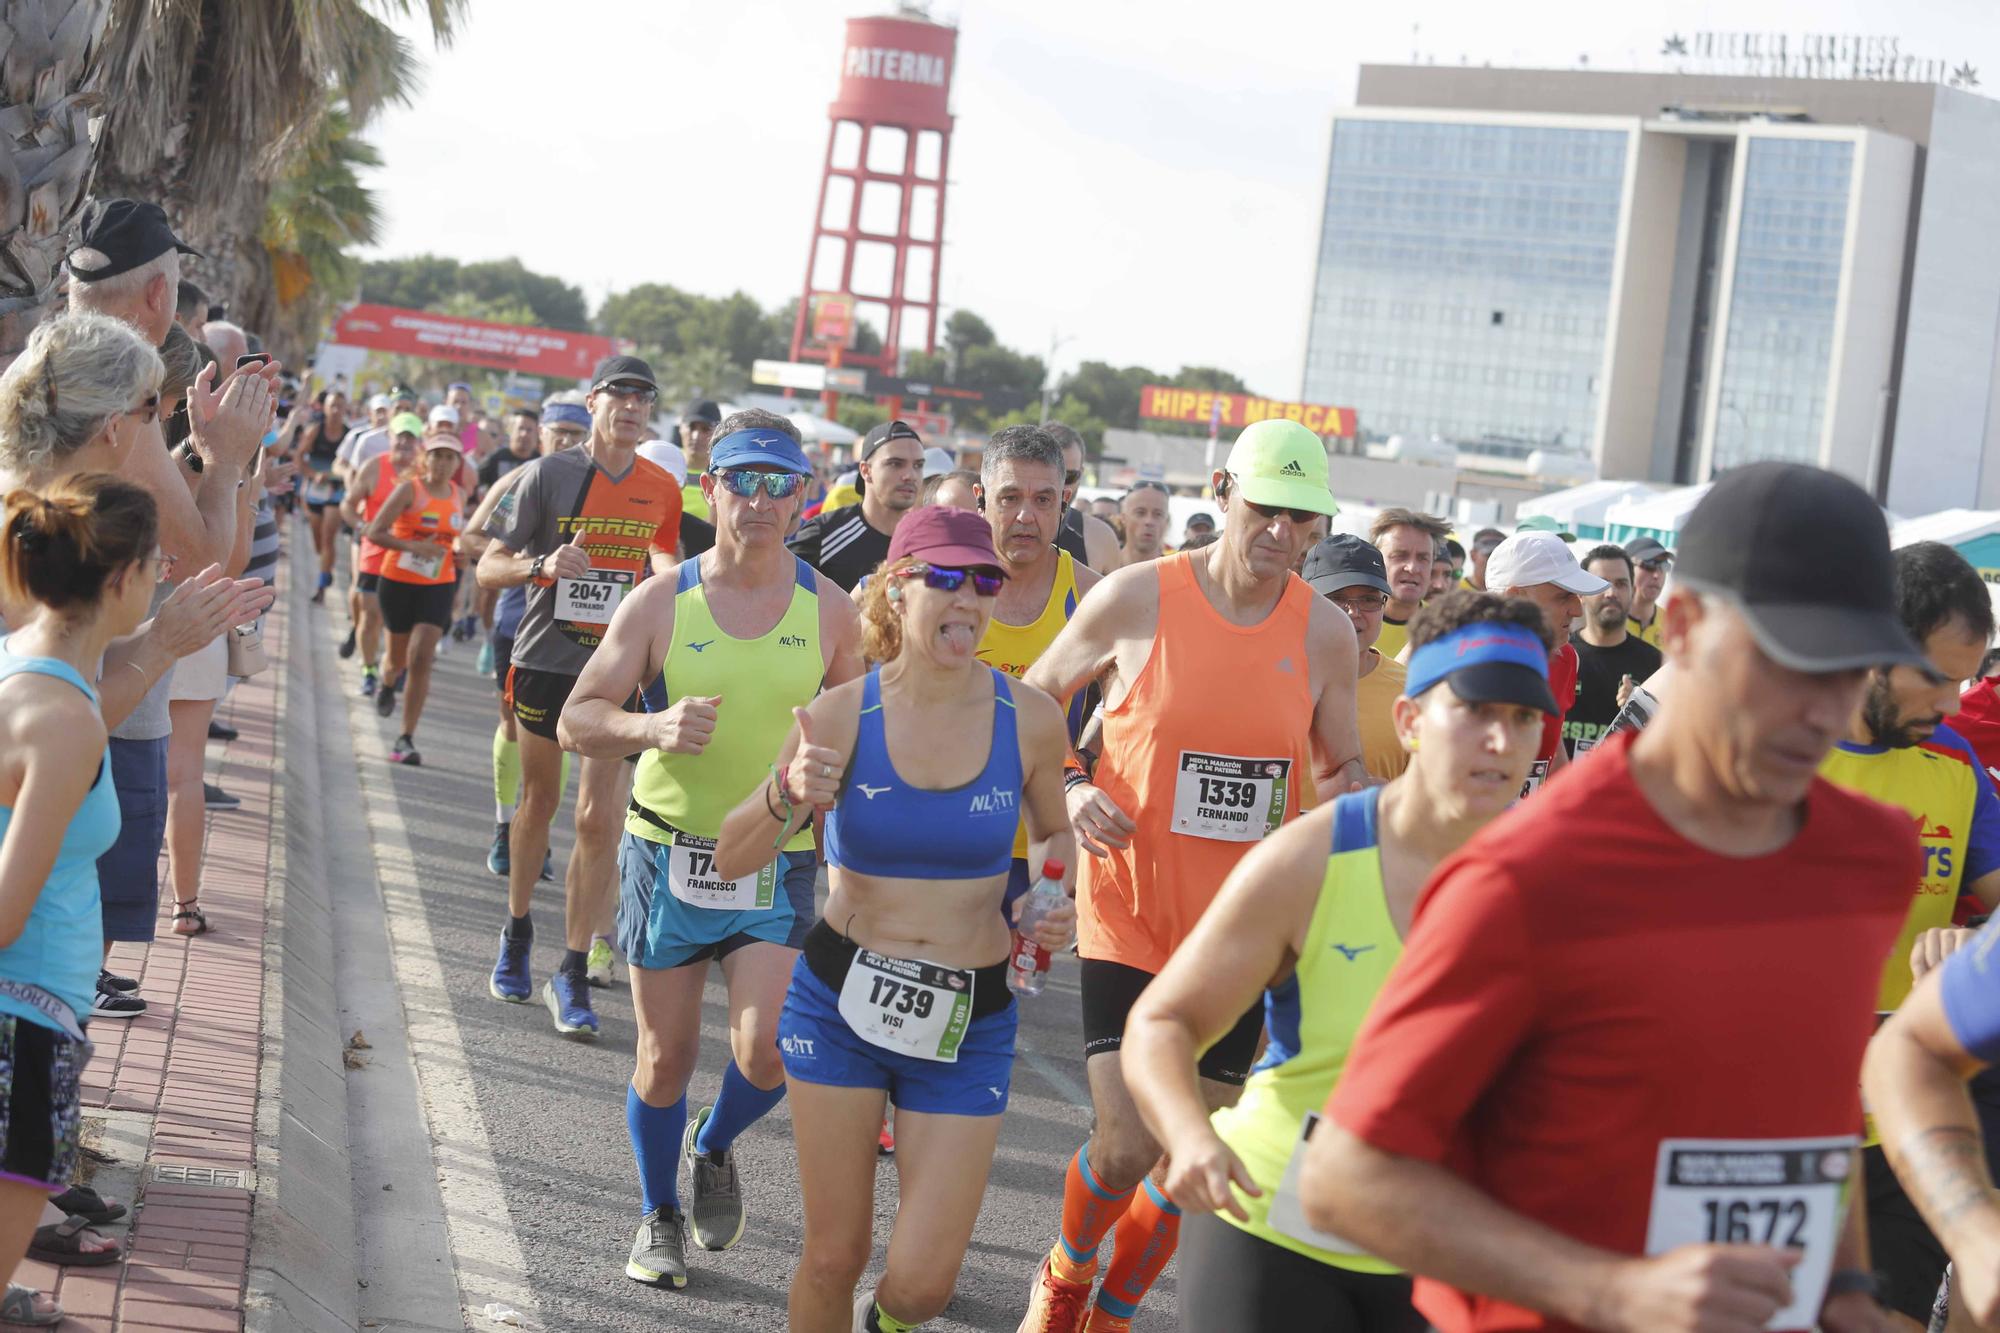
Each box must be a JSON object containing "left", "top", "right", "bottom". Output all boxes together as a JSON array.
[{"left": 790, "top": 11, "right": 957, "bottom": 377}]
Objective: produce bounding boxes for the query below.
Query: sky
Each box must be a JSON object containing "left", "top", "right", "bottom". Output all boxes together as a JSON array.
[{"left": 359, "top": 0, "right": 2000, "bottom": 401}]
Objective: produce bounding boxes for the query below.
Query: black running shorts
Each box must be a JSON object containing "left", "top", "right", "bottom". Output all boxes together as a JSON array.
[{"left": 1079, "top": 957, "right": 1263, "bottom": 1086}]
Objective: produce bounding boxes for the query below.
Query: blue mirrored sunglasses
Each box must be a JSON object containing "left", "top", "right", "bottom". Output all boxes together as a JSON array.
[
  {"left": 716, "top": 468, "right": 807, "bottom": 500},
  {"left": 896, "top": 563, "right": 1003, "bottom": 596}
]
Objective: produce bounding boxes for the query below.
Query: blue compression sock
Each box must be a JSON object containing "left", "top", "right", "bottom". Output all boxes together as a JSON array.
[
  {"left": 626, "top": 1084, "right": 685, "bottom": 1215},
  {"left": 695, "top": 1060, "right": 787, "bottom": 1156}
]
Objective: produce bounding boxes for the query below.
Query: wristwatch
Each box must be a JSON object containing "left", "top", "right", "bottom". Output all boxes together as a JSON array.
[
  {"left": 529, "top": 553, "right": 545, "bottom": 581},
  {"left": 1823, "top": 1269, "right": 1884, "bottom": 1303}
]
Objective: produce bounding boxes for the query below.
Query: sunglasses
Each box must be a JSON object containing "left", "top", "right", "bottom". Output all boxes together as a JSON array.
[
  {"left": 1242, "top": 497, "right": 1322, "bottom": 525},
  {"left": 1329, "top": 591, "right": 1389, "bottom": 612},
  {"left": 895, "top": 563, "right": 1004, "bottom": 596},
  {"left": 126, "top": 394, "right": 160, "bottom": 425},
  {"left": 716, "top": 468, "right": 806, "bottom": 500},
  {"left": 1639, "top": 558, "right": 1672, "bottom": 572},
  {"left": 145, "top": 550, "right": 177, "bottom": 580},
  {"left": 597, "top": 383, "right": 657, "bottom": 403},
  {"left": 1064, "top": 469, "right": 1082, "bottom": 486}
]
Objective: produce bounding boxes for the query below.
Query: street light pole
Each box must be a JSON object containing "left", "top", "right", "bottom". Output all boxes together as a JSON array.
[{"left": 1040, "top": 330, "right": 1075, "bottom": 423}]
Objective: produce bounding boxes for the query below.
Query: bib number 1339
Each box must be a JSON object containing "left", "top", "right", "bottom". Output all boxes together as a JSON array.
[
  {"left": 1171, "top": 751, "right": 1289, "bottom": 842},
  {"left": 1644, "top": 1136, "right": 1857, "bottom": 1330}
]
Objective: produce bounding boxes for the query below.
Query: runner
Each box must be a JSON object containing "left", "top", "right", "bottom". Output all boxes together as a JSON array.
[
  {"left": 477, "top": 354, "right": 682, "bottom": 1038},
  {"left": 1115, "top": 481, "right": 1171, "bottom": 570},
  {"left": 1460, "top": 528, "right": 1505, "bottom": 592},
  {"left": 559, "top": 414, "right": 863, "bottom": 1289},
  {"left": 335, "top": 387, "right": 411, "bottom": 667},
  {"left": 1818, "top": 540, "right": 2000, "bottom": 1330},
  {"left": 1624, "top": 537, "right": 1671, "bottom": 647},
  {"left": 679, "top": 398, "right": 720, "bottom": 521},
  {"left": 713, "top": 504, "right": 1076, "bottom": 1333},
  {"left": 1562, "top": 544, "right": 1662, "bottom": 759},
  {"left": 363, "top": 424, "right": 467, "bottom": 766},
  {"left": 1046, "top": 423, "right": 1120, "bottom": 571},
  {"left": 1299, "top": 462, "right": 1927, "bottom": 1333},
  {"left": 787, "top": 419, "right": 924, "bottom": 591},
  {"left": 1122, "top": 590, "right": 1558, "bottom": 1333},
  {"left": 920, "top": 469, "right": 980, "bottom": 510},
  {"left": 1301, "top": 534, "right": 1408, "bottom": 781},
  {"left": 292, "top": 389, "right": 349, "bottom": 604},
  {"left": 1182, "top": 512, "right": 1215, "bottom": 546},
  {"left": 473, "top": 406, "right": 542, "bottom": 670},
  {"left": 336, "top": 414, "right": 420, "bottom": 700},
  {"left": 1367, "top": 509, "right": 1449, "bottom": 659},
  {"left": 1482, "top": 531, "right": 1606, "bottom": 797},
  {"left": 1017, "top": 420, "right": 1366, "bottom": 1333}
]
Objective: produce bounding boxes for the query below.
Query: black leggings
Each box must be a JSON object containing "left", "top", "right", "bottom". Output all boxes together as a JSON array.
[{"left": 1177, "top": 1212, "right": 1424, "bottom": 1333}]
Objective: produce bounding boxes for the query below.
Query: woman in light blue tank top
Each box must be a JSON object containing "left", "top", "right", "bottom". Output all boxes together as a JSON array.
[
  {"left": 717, "top": 504, "right": 1078, "bottom": 1333},
  {"left": 0, "top": 474, "right": 161, "bottom": 1315}
]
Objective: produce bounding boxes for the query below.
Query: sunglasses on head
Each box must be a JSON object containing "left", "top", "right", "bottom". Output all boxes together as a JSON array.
[
  {"left": 895, "top": 563, "right": 1004, "bottom": 596},
  {"left": 126, "top": 393, "right": 160, "bottom": 425},
  {"left": 716, "top": 468, "right": 806, "bottom": 500}
]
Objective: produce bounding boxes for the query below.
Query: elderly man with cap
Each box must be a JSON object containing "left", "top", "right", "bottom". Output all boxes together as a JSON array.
[
  {"left": 1304, "top": 533, "right": 1409, "bottom": 780},
  {"left": 478, "top": 354, "right": 684, "bottom": 1038},
  {"left": 1302, "top": 461, "right": 1927, "bottom": 1333},
  {"left": 787, "top": 418, "right": 925, "bottom": 590},
  {"left": 1482, "top": 530, "right": 1609, "bottom": 798},
  {"left": 679, "top": 399, "right": 722, "bottom": 520},
  {"left": 66, "top": 198, "right": 199, "bottom": 345},
  {"left": 1623, "top": 537, "right": 1672, "bottom": 648},
  {"left": 1460, "top": 527, "right": 1506, "bottom": 592}
]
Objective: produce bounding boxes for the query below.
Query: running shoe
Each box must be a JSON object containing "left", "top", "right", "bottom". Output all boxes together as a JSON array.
[
  {"left": 435, "top": 635, "right": 451, "bottom": 658},
  {"left": 540, "top": 849, "right": 554, "bottom": 882},
  {"left": 1080, "top": 1307, "right": 1132, "bottom": 1333},
  {"left": 682, "top": 1106, "right": 746, "bottom": 1251},
  {"left": 375, "top": 681, "right": 396, "bottom": 718},
  {"left": 207, "top": 721, "right": 238, "bottom": 742},
  {"left": 310, "top": 571, "right": 328, "bottom": 605},
  {"left": 878, "top": 1112, "right": 895, "bottom": 1156},
  {"left": 476, "top": 638, "right": 495, "bottom": 677},
  {"left": 99, "top": 969, "right": 138, "bottom": 994},
  {"left": 390, "top": 734, "right": 421, "bottom": 766},
  {"left": 360, "top": 667, "right": 378, "bottom": 699},
  {"left": 338, "top": 627, "right": 357, "bottom": 659},
  {"left": 585, "top": 939, "right": 614, "bottom": 988},
  {"left": 490, "top": 932, "right": 532, "bottom": 1003},
  {"left": 89, "top": 977, "right": 146, "bottom": 1020},
  {"left": 203, "top": 783, "right": 241, "bottom": 811},
  {"left": 624, "top": 1206, "right": 687, "bottom": 1288},
  {"left": 543, "top": 969, "right": 598, "bottom": 1039},
  {"left": 1018, "top": 1254, "right": 1093, "bottom": 1333},
  {"left": 487, "top": 823, "right": 511, "bottom": 876}
]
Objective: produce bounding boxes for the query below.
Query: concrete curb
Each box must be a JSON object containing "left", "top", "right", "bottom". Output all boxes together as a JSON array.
[{"left": 245, "top": 542, "right": 361, "bottom": 1333}]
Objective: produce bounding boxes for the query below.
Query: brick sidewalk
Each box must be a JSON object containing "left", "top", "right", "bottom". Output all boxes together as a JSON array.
[{"left": 15, "top": 575, "right": 293, "bottom": 1331}]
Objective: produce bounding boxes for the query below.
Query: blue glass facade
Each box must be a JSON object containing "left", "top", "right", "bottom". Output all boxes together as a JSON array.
[
  {"left": 1302, "top": 118, "right": 1628, "bottom": 451},
  {"left": 1710, "top": 138, "right": 1855, "bottom": 472}
]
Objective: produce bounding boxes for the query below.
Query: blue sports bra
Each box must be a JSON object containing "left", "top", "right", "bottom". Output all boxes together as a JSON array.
[{"left": 826, "top": 667, "right": 1022, "bottom": 880}]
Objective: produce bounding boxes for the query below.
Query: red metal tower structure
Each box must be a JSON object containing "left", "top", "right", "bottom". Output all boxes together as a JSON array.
[{"left": 790, "top": 11, "right": 957, "bottom": 378}]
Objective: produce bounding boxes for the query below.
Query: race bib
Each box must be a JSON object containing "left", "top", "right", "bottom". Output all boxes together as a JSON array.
[
  {"left": 666, "top": 833, "right": 774, "bottom": 911},
  {"left": 303, "top": 474, "right": 337, "bottom": 504},
  {"left": 1519, "top": 758, "right": 1551, "bottom": 800},
  {"left": 1644, "top": 1136, "right": 1856, "bottom": 1330},
  {"left": 556, "top": 569, "right": 631, "bottom": 626},
  {"left": 1266, "top": 1113, "right": 1364, "bottom": 1254},
  {"left": 396, "top": 546, "right": 445, "bottom": 580},
  {"left": 1171, "top": 751, "right": 1289, "bottom": 842},
  {"left": 836, "top": 950, "right": 975, "bottom": 1063}
]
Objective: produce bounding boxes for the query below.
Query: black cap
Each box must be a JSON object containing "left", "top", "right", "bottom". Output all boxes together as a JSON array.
[
  {"left": 861, "top": 418, "right": 923, "bottom": 459},
  {"left": 1184, "top": 511, "right": 1216, "bottom": 531},
  {"left": 590, "top": 355, "right": 658, "bottom": 393},
  {"left": 1471, "top": 527, "right": 1507, "bottom": 552},
  {"left": 1301, "top": 533, "right": 1393, "bottom": 596},
  {"left": 390, "top": 384, "right": 419, "bottom": 404},
  {"left": 682, "top": 398, "right": 721, "bottom": 426},
  {"left": 68, "top": 199, "right": 201, "bottom": 282},
  {"left": 1624, "top": 536, "right": 1672, "bottom": 564},
  {"left": 1675, "top": 462, "right": 1924, "bottom": 673}
]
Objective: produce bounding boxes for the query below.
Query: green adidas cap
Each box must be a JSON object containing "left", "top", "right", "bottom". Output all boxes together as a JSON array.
[{"left": 1223, "top": 420, "right": 1339, "bottom": 516}]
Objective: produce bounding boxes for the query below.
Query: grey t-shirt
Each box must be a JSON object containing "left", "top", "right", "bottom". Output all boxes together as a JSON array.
[{"left": 109, "top": 585, "right": 177, "bottom": 741}]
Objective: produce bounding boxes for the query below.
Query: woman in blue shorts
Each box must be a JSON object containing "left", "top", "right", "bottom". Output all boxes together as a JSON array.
[
  {"left": 717, "top": 505, "right": 1076, "bottom": 1333},
  {"left": 0, "top": 474, "right": 163, "bottom": 1325}
]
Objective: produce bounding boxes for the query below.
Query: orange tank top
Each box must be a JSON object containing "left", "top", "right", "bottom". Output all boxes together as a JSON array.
[
  {"left": 384, "top": 476, "right": 462, "bottom": 586},
  {"left": 1079, "top": 552, "right": 1316, "bottom": 973},
  {"left": 358, "top": 453, "right": 405, "bottom": 576}
]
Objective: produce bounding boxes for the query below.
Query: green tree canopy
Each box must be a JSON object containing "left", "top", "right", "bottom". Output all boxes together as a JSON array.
[{"left": 359, "top": 255, "right": 589, "bottom": 331}]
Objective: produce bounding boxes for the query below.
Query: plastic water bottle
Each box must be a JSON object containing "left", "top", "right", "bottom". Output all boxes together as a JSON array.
[{"left": 1008, "top": 859, "right": 1068, "bottom": 998}]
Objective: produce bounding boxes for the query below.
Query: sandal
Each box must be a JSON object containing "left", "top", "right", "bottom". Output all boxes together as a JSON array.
[
  {"left": 27, "top": 1216, "right": 120, "bottom": 1266},
  {"left": 51, "top": 1183, "right": 125, "bottom": 1224},
  {"left": 171, "top": 902, "right": 209, "bottom": 936},
  {"left": 0, "top": 1284, "right": 60, "bottom": 1328}
]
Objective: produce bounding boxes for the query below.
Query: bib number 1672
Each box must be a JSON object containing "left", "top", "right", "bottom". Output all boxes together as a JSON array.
[{"left": 1702, "top": 1198, "right": 1808, "bottom": 1247}]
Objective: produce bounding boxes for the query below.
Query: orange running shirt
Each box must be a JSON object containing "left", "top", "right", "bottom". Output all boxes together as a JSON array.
[
  {"left": 357, "top": 452, "right": 405, "bottom": 576},
  {"left": 1079, "top": 552, "right": 1316, "bottom": 973},
  {"left": 382, "top": 477, "right": 463, "bottom": 586}
]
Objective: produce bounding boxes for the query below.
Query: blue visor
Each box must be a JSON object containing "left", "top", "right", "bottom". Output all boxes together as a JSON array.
[
  {"left": 708, "top": 428, "right": 813, "bottom": 476},
  {"left": 543, "top": 403, "right": 590, "bottom": 429},
  {"left": 1405, "top": 621, "right": 1559, "bottom": 715}
]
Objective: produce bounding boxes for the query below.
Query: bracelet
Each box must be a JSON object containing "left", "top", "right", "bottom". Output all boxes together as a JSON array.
[
  {"left": 1823, "top": 1270, "right": 1883, "bottom": 1302},
  {"left": 122, "top": 660, "right": 151, "bottom": 686},
  {"left": 763, "top": 778, "right": 787, "bottom": 822},
  {"left": 1064, "top": 767, "right": 1092, "bottom": 793}
]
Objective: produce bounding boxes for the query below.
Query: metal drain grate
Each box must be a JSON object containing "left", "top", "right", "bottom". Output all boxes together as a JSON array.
[{"left": 151, "top": 1164, "right": 255, "bottom": 1190}]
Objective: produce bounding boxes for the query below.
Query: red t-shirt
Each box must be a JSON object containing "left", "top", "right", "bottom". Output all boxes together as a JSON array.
[
  {"left": 1326, "top": 732, "right": 1916, "bottom": 1333},
  {"left": 1953, "top": 677, "right": 2000, "bottom": 788},
  {"left": 1539, "top": 642, "right": 1579, "bottom": 761}
]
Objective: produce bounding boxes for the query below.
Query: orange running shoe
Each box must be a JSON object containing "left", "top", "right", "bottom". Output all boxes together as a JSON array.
[
  {"left": 1018, "top": 1252, "right": 1093, "bottom": 1333},
  {"left": 878, "top": 1112, "right": 895, "bottom": 1156}
]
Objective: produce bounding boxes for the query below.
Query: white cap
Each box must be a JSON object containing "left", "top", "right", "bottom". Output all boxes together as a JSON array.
[
  {"left": 637, "top": 440, "right": 688, "bottom": 486},
  {"left": 367, "top": 393, "right": 390, "bottom": 411},
  {"left": 1486, "top": 531, "right": 1610, "bottom": 596},
  {"left": 428, "top": 404, "right": 460, "bottom": 427},
  {"left": 922, "top": 446, "right": 955, "bottom": 478}
]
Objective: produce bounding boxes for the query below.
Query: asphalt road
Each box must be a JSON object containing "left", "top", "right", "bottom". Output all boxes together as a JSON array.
[{"left": 306, "top": 554, "right": 1183, "bottom": 1332}]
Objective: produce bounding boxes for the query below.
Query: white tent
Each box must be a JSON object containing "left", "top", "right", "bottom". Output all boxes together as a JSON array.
[
  {"left": 787, "top": 411, "right": 859, "bottom": 448},
  {"left": 1603, "top": 484, "right": 1713, "bottom": 547},
  {"left": 1517, "top": 480, "right": 1663, "bottom": 539},
  {"left": 1890, "top": 508, "right": 2000, "bottom": 550}
]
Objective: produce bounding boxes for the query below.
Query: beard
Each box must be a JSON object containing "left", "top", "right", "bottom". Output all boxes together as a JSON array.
[{"left": 1861, "top": 675, "right": 1942, "bottom": 749}]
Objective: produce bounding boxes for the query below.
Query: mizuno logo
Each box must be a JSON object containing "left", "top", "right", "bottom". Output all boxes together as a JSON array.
[
  {"left": 687, "top": 639, "right": 714, "bottom": 652},
  {"left": 1281, "top": 460, "right": 1306, "bottom": 476},
  {"left": 1331, "top": 943, "right": 1376, "bottom": 961},
  {"left": 989, "top": 1087, "right": 1004, "bottom": 1100},
  {"left": 857, "top": 783, "right": 891, "bottom": 799}
]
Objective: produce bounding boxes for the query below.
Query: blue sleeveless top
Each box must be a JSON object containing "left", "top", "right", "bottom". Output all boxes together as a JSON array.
[
  {"left": 826, "top": 667, "right": 1022, "bottom": 880},
  {"left": 0, "top": 640, "right": 120, "bottom": 1031}
]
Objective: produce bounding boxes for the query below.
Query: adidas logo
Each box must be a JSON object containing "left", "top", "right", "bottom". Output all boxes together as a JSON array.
[{"left": 1280, "top": 460, "right": 1306, "bottom": 476}]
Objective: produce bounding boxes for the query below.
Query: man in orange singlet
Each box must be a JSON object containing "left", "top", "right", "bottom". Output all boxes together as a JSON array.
[{"left": 1018, "top": 420, "right": 1367, "bottom": 1333}]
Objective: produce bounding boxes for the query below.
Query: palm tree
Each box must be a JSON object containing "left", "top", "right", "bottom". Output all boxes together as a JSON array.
[{"left": 246, "top": 99, "right": 383, "bottom": 349}]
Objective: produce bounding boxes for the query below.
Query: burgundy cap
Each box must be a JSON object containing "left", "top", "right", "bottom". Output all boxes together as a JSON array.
[{"left": 887, "top": 504, "right": 1005, "bottom": 573}]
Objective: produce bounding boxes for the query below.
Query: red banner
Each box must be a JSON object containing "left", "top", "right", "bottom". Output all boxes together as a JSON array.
[
  {"left": 329, "top": 303, "right": 615, "bottom": 380},
  {"left": 1139, "top": 385, "right": 1357, "bottom": 438}
]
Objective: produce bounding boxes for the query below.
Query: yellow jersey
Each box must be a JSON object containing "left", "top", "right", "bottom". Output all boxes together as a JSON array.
[
  {"left": 1627, "top": 611, "right": 1664, "bottom": 649},
  {"left": 1375, "top": 617, "right": 1410, "bottom": 660},
  {"left": 976, "top": 549, "right": 1084, "bottom": 858},
  {"left": 1357, "top": 650, "right": 1409, "bottom": 781}
]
